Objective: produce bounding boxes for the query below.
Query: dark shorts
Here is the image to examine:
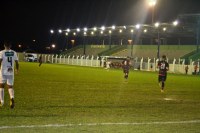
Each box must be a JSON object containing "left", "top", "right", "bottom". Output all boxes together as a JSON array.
[
  {"left": 123, "top": 69, "right": 129, "bottom": 73},
  {"left": 158, "top": 75, "right": 167, "bottom": 82}
]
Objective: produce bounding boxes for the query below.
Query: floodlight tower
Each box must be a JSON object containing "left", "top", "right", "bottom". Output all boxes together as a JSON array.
[
  {"left": 148, "top": 0, "right": 157, "bottom": 25},
  {"left": 155, "top": 22, "right": 160, "bottom": 59}
]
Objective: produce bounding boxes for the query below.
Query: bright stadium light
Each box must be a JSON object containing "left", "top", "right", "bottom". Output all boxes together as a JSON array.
[
  {"left": 51, "top": 44, "right": 56, "bottom": 48},
  {"left": 112, "top": 25, "right": 116, "bottom": 30},
  {"left": 148, "top": 0, "right": 157, "bottom": 7},
  {"left": 58, "top": 29, "right": 62, "bottom": 33},
  {"left": 136, "top": 24, "right": 140, "bottom": 29},
  {"left": 148, "top": 0, "right": 157, "bottom": 24},
  {"left": 123, "top": 26, "right": 127, "bottom": 29},
  {"left": 77, "top": 28, "right": 80, "bottom": 32},
  {"left": 119, "top": 29, "right": 123, "bottom": 33},
  {"left": 65, "top": 33, "right": 69, "bottom": 36},
  {"left": 84, "top": 32, "right": 87, "bottom": 35},
  {"left": 109, "top": 30, "right": 112, "bottom": 34},
  {"left": 163, "top": 27, "right": 167, "bottom": 31},
  {"left": 73, "top": 32, "right": 76, "bottom": 36},
  {"left": 173, "top": 20, "right": 179, "bottom": 26},
  {"left": 101, "top": 26, "right": 105, "bottom": 31},
  {"left": 50, "top": 30, "right": 54, "bottom": 34},
  {"left": 91, "top": 31, "right": 94, "bottom": 35},
  {"left": 144, "top": 29, "right": 147, "bottom": 33},
  {"left": 84, "top": 27, "right": 88, "bottom": 32},
  {"left": 131, "top": 29, "right": 134, "bottom": 33},
  {"left": 66, "top": 28, "right": 70, "bottom": 32},
  {"left": 155, "top": 22, "right": 160, "bottom": 27},
  {"left": 100, "top": 31, "right": 104, "bottom": 34},
  {"left": 93, "top": 27, "right": 97, "bottom": 31}
]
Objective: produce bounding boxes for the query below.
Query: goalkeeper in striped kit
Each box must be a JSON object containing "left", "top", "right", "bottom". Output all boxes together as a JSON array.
[{"left": 0, "top": 41, "right": 19, "bottom": 109}]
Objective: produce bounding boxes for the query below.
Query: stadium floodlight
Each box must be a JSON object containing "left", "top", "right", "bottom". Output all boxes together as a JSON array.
[
  {"left": 136, "top": 24, "right": 140, "bottom": 29},
  {"left": 66, "top": 28, "right": 70, "bottom": 32},
  {"left": 109, "top": 30, "right": 112, "bottom": 34},
  {"left": 173, "top": 20, "right": 179, "bottom": 26},
  {"left": 91, "top": 31, "right": 94, "bottom": 35},
  {"left": 100, "top": 31, "right": 104, "bottom": 34},
  {"left": 50, "top": 30, "right": 54, "bottom": 34},
  {"left": 84, "top": 32, "right": 87, "bottom": 35},
  {"left": 123, "top": 26, "right": 127, "bottom": 29},
  {"left": 112, "top": 25, "right": 116, "bottom": 30},
  {"left": 131, "top": 29, "right": 134, "bottom": 33},
  {"left": 73, "top": 32, "right": 76, "bottom": 36},
  {"left": 148, "top": 0, "right": 157, "bottom": 24},
  {"left": 101, "top": 26, "right": 105, "bottom": 31},
  {"left": 155, "top": 22, "right": 160, "bottom": 27},
  {"left": 58, "top": 29, "right": 62, "bottom": 33},
  {"left": 144, "top": 29, "right": 147, "bottom": 33},
  {"left": 163, "top": 27, "right": 167, "bottom": 31},
  {"left": 65, "top": 33, "right": 69, "bottom": 36},
  {"left": 51, "top": 44, "right": 56, "bottom": 48},
  {"left": 93, "top": 27, "right": 97, "bottom": 31},
  {"left": 84, "top": 28, "right": 88, "bottom": 32},
  {"left": 77, "top": 28, "right": 80, "bottom": 32},
  {"left": 148, "top": 0, "right": 157, "bottom": 7},
  {"left": 119, "top": 29, "right": 123, "bottom": 33},
  {"left": 18, "top": 44, "right": 22, "bottom": 48}
]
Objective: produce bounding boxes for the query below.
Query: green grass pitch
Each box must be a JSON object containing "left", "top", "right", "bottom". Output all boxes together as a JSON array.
[{"left": 0, "top": 62, "right": 200, "bottom": 133}]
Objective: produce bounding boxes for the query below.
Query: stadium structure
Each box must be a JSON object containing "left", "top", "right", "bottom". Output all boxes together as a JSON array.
[
  {"left": 19, "top": 14, "right": 200, "bottom": 75},
  {"left": 48, "top": 14, "right": 200, "bottom": 60}
]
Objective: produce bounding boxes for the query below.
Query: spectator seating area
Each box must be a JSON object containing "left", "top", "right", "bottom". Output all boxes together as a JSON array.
[{"left": 63, "top": 44, "right": 197, "bottom": 60}]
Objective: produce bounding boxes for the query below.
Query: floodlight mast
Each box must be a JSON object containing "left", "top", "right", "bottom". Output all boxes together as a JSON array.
[{"left": 148, "top": 0, "right": 157, "bottom": 25}]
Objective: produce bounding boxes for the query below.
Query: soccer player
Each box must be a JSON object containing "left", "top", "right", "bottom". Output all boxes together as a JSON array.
[
  {"left": 38, "top": 54, "right": 42, "bottom": 67},
  {"left": 0, "top": 41, "right": 19, "bottom": 109},
  {"left": 122, "top": 57, "right": 131, "bottom": 79},
  {"left": 157, "top": 55, "right": 169, "bottom": 92}
]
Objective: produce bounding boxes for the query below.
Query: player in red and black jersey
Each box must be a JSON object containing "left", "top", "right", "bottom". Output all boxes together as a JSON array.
[
  {"left": 157, "top": 55, "right": 169, "bottom": 92},
  {"left": 122, "top": 57, "right": 131, "bottom": 79}
]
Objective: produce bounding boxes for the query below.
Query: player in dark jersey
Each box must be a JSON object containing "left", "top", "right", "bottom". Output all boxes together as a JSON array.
[
  {"left": 122, "top": 57, "right": 131, "bottom": 79},
  {"left": 157, "top": 55, "right": 169, "bottom": 92},
  {"left": 38, "top": 55, "right": 42, "bottom": 67}
]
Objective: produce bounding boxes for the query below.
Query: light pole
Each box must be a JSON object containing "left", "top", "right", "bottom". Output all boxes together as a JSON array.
[
  {"left": 148, "top": 0, "right": 157, "bottom": 25},
  {"left": 155, "top": 22, "right": 160, "bottom": 59},
  {"left": 131, "top": 29, "right": 134, "bottom": 57},
  {"left": 109, "top": 30, "right": 112, "bottom": 50}
]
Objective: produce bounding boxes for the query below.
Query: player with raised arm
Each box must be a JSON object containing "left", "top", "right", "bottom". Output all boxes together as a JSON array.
[
  {"left": 0, "top": 41, "right": 19, "bottom": 109},
  {"left": 157, "top": 55, "right": 169, "bottom": 93}
]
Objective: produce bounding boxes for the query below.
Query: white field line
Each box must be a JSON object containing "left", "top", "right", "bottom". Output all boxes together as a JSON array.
[{"left": 0, "top": 120, "right": 200, "bottom": 129}]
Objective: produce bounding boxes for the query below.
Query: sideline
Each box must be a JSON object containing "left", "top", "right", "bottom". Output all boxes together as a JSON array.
[{"left": 0, "top": 120, "right": 200, "bottom": 129}]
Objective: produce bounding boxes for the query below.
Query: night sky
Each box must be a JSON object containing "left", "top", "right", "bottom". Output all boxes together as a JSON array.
[{"left": 1, "top": 0, "right": 200, "bottom": 52}]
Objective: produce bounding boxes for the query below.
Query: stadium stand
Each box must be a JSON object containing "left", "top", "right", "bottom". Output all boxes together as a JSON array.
[{"left": 62, "top": 44, "right": 197, "bottom": 60}]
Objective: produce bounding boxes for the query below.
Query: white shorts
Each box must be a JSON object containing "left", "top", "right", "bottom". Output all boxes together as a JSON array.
[{"left": 0, "top": 75, "right": 14, "bottom": 86}]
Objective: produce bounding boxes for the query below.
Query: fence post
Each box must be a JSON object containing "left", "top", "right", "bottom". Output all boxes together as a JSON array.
[
  {"left": 63, "top": 55, "right": 66, "bottom": 64},
  {"left": 140, "top": 57, "right": 143, "bottom": 70},
  {"left": 59, "top": 55, "right": 62, "bottom": 64},
  {"left": 86, "top": 56, "right": 89, "bottom": 66},
  {"left": 72, "top": 55, "right": 75, "bottom": 65},
  {"left": 147, "top": 57, "right": 151, "bottom": 71},
  {"left": 96, "top": 56, "right": 99, "bottom": 67},
  {"left": 173, "top": 58, "right": 176, "bottom": 73},
  {"left": 91, "top": 55, "right": 94, "bottom": 67},
  {"left": 81, "top": 56, "right": 84, "bottom": 66},
  {"left": 67, "top": 55, "right": 70, "bottom": 64},
  {"left": 76, "top": 56, "right": 79, "bottom": 65},
  {"left": 51, "top": 55, "right": 54, "bottom": 63}
]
